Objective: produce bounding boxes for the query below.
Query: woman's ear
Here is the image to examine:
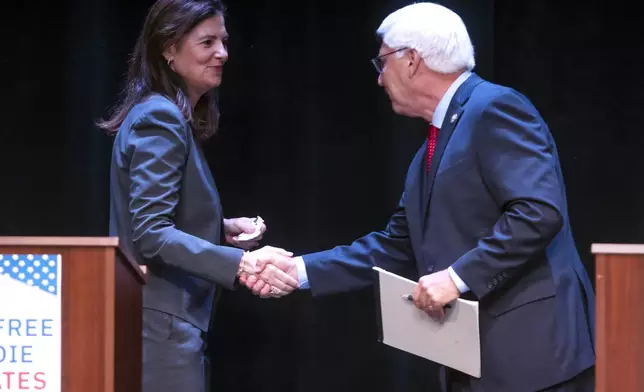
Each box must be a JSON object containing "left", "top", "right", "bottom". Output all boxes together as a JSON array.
[{"left": 163, "top": 45, "right": 177, "bottom": 70}]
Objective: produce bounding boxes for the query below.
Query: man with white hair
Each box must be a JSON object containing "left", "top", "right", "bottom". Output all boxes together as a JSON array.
[{"left": 244, "top": 2, "right": 595, "bottom": 391}]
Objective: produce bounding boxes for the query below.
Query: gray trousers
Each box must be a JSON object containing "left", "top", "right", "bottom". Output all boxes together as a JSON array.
[{"left": 142, "top": 309, "right": 209, "bottom": 392}]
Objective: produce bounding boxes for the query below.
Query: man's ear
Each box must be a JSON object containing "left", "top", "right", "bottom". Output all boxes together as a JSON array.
[{"left": 407, "top": 49, "right": 422, "bottom": 78}]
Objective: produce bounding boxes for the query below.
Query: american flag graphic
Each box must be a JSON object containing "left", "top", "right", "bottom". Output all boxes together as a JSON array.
[{"left": 0, "top": 254, "right": 59, "bottom": 295}]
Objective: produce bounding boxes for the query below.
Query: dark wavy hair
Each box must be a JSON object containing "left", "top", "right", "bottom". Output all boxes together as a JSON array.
[{"left": 97, "top": 0, "right": 226, "bottom": 141}]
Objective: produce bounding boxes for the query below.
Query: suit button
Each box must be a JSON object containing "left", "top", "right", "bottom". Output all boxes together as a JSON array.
[
  {"left": 487, "top": 282, "right": 494, "bottom": 289},
  {"left": 502, "top": 271, "right": 509, "bottom": 278},
  {"left": 427, "top": 265, "right": 434, "bottom": 273}
]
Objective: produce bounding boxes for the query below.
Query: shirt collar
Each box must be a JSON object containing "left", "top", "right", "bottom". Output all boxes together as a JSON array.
[{"left": 431, "top": 71, "right": 472, "bottom": 128}]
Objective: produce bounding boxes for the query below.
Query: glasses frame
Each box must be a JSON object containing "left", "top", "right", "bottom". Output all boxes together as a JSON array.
[{"left": 371, "top": 48, "right": 407, "bottom": 73}]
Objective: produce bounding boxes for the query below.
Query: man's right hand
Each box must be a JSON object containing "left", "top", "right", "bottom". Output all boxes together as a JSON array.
[{"left": 237, "top": 246, "right": 299, "bottom": 298}]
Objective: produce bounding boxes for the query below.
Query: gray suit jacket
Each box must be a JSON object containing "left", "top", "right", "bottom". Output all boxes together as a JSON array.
[{"left": 109, "top": 94, "right": 243, "bottom": 331}]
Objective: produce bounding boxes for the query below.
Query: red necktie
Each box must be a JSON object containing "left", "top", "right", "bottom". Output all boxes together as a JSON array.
[{"left": 427, "top": 124, "right": 439, "bottom": 172}]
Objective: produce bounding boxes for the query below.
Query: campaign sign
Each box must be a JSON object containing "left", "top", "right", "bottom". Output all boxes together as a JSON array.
[{"left": 0, "top": 254, "right": 61, "bottom": 391}]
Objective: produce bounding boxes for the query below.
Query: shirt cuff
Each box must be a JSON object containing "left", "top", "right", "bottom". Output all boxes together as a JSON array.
[
  {"left": 294, "top": 256, "right": 310, "bottom": 289},
  {"left": 448, "top": 266, "right": 470, "bottom": 294}
]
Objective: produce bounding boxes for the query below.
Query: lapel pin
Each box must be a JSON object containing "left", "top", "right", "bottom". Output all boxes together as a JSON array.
[{"left": 450, "top": 113, "right": 459, "bottom": 123}]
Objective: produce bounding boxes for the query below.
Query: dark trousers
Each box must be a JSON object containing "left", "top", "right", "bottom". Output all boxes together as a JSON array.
[
  {"left": 538, "top": 367, "right": 595, "bottom": 392},
  {"left": 142, "top": 309, "right": 208, "bottom": 392},
  {"left": 448, "top": 366, "right": 595, "bottom": 392}
]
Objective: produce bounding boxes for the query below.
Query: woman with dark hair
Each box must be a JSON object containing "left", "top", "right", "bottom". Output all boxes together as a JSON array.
[{"left": 98, "top": 1, "right": 299, "bottom": 390}]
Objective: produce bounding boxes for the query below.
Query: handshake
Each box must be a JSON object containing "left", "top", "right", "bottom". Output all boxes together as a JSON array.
[{"left": 236, "top": 246, "right": 300, "bottom": 298}]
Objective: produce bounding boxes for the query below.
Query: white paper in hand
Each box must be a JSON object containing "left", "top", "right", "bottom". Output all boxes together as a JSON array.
[
  {"left": 374, "top": 267, "right": 481, "bottom": 378},
  {"left": 235, "top": 216, "right": 264, "bottom": 242}
]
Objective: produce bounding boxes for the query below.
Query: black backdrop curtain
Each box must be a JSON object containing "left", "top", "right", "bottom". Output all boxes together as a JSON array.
[{"left": 1, "top": 0, "right": 643, "bottom": 391}]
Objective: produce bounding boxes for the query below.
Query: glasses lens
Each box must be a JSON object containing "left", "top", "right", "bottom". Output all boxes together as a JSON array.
[{"left": 372, "top": 58, "right": 383, "bottom": 73}]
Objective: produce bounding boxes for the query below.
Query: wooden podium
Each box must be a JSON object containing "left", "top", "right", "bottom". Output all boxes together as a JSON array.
[
  {"left": 0, "top": 237, "right": 146, "bottom": 392},
  {"left": 593, "top": 243, "right": 644, "bottom": 392}
]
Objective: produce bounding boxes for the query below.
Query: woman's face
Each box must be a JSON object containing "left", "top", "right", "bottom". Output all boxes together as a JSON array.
[{"left": 165, "top": 14, "right": 228, "bottom": 103}]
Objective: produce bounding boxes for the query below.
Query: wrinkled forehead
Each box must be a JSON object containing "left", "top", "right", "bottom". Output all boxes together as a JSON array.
[{"left": 378, "top": 42, "right": 394, "bottom": 56}]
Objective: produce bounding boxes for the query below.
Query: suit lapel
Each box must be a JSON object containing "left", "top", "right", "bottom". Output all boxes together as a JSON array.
[
  {"left": 404, "top": 140, "right": 427, "bottom": 255},
  {"left": 420, "top": 74, "right": 484, "bottom": 227},
  {"left": 420, "top": 106, "right": 464, "bottom": 220}
]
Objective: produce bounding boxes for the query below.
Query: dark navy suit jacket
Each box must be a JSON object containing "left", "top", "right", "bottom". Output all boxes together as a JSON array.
[
  {"left": 302, "top": 74, "right": 595, "bottom": 391},
  {"left": 109, "top": 95, "right": 243, "bottom": 331}
]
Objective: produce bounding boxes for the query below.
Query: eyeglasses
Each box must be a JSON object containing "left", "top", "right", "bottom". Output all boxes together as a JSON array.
[{"left": 371, "top": 48, "right": 407, "bottom": 73}]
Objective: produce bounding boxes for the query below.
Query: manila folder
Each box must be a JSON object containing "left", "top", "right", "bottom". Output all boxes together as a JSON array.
[{"left": 373, "top": 266, "right": 481, "bottom": 378}]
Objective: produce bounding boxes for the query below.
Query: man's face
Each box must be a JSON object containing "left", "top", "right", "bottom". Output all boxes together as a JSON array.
[{"left": 376, "top": 44, "right": 410, "bottom": 115}]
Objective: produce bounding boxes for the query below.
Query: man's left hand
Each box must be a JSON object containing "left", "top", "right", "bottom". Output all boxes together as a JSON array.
[
  {"left": 224, "top": 217, "right": 266, "bottom": 250},
  {"left": 412, "top": 269, "right": 461, "bottom": 320}
]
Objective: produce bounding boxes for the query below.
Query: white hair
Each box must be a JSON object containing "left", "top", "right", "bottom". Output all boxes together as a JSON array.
[{"left": 376, "top": 2, "right": 475, "bottom": 74}]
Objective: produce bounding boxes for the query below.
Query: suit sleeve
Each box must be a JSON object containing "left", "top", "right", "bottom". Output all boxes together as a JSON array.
[
  {"left": 450, "top": 91, "right": 564, "bottom": 299},
  {"left": 126, "top": 103, "right": 243, "bottom": 290},
  {"left": 302, "top": 193, "right": 416, "bottom": 296},
  {"left": 301, "top": 146, "right": 425, "bottom": 297}
]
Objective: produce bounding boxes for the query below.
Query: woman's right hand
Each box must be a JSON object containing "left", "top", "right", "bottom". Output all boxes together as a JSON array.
[{"left": 237, "top": 246, "right": 298, "bottom": 298}]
